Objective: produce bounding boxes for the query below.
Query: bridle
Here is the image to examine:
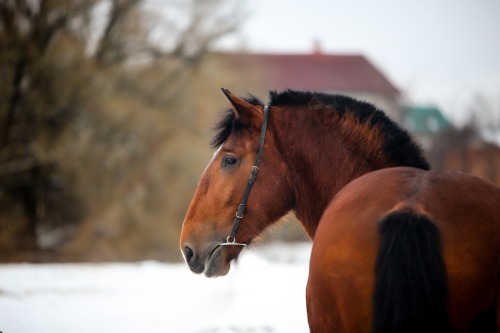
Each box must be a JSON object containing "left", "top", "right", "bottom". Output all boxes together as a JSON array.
[{"left": 220, "top": 105, "right": 270, "bottom": 247}]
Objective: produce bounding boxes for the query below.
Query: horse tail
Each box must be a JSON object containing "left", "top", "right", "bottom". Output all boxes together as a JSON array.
[{"left": 373, "top": 211, "right": 453, "bottom": 333}]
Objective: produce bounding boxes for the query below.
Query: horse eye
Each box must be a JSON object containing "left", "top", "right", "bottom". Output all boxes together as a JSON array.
[{"left": 222, "top": 156, "right": 239, "bottom": 168}]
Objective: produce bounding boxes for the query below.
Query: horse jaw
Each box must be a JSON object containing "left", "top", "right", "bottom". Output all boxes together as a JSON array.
[{"left": 204, "top": 245, "right": 231, "bottom": 277}]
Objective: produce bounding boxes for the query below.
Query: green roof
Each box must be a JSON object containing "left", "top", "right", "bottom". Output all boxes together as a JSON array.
[{"left": 402, "top": 106, "right": 451, "bottom": 134}]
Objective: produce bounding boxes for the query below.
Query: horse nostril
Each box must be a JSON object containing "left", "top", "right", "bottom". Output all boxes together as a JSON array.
[{"left": 184, "top": 246, "right": 194, "bottom": 263}]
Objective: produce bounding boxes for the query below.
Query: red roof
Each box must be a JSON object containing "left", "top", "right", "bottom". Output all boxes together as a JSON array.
[{"left": 217, "top": 52, "right": 399, "bottom": 96}]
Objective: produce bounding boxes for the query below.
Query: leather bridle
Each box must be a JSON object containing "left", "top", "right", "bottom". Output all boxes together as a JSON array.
[{"left": 220, "top": 105, "right": 270, "bottom": 247}]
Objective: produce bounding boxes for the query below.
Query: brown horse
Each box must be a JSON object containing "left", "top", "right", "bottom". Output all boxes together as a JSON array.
[{"left": 180, "top": 89, "right": 500, "bottom": 332}]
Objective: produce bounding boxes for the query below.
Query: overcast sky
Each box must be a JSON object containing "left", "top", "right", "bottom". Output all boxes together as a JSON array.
[{"left": 216, "top": 0, "right": 500, "bottom": 125}]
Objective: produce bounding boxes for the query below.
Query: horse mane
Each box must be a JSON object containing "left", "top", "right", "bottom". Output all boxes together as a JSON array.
[
  {"left": 212, "top": 90, "right": 430, "bottom": 170},
  {"left": 270, "top": 90, "right": 430, "bottom": 170}
]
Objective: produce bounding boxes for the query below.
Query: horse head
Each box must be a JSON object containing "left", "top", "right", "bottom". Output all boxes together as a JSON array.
[{"left": 179, "top": 89, "right": 293, "bottom": 277}]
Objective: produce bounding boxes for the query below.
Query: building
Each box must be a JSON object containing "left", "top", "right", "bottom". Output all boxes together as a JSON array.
[
  {"left": 215, "top": 50, "right": 401, "bottom": 122},
  {"left": 401, "top": 105, "right": 452, "bottom": 149}
]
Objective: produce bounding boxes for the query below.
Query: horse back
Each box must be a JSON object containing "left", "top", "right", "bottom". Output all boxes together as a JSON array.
[{"left": 306, "top": 167, "right": 500, "bottom": 333}]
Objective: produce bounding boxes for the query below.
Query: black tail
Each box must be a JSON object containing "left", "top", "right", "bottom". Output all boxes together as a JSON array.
[{"left": 373, "top": 211, "right": 453, "bottom": 333}]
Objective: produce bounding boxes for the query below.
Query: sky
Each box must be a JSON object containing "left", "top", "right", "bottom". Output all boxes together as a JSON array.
[{"left": 216, "top": 0, "right": 500, "bottom": 126}]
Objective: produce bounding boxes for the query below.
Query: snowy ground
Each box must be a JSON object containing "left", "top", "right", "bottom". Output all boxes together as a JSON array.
[{"left": 0, "top": 242, "right": 312, "bottom": 333}]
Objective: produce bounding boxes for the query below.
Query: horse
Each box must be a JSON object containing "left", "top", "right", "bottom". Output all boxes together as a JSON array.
[{"left": 180, "top": 88, "right": 500, "bottom": 332}]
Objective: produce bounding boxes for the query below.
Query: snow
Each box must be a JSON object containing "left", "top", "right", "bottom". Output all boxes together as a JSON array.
[{"left": 0, "top": 242, "right": 312, "bottom": 333}]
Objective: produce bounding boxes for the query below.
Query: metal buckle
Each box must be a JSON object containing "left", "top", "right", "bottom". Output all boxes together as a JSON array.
[
  {"left": 235, "top": 203, "right": 245, "bottom": 219},
  {"left": 219, "top": 236, "right": 247, "bottom": 247},
  {"left": 248, "top": 165, "right": 259, "bottom": 183}
]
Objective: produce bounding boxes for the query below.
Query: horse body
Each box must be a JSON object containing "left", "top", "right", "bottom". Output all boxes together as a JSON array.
[
  {"left": 180, "top": 89, "right": 500, "bottom": 332},
  {"left": 308, "top": 167, "right": 500, "bottom": 332}
]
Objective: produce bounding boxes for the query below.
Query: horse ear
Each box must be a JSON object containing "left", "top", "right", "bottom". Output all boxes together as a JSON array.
[{"left": 221, "top": 88, "right": 262, "bottom": 125}]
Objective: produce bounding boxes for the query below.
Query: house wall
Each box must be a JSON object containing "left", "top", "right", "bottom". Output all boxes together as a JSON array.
[
  {"left": 428, "top": 141, "right": 500, "bottom": 187},
  {"left": 210, "top": 53, "right": 402, "bottom": 124},
  {"left": 441, "top": 145, "right": 500, "bottom": 187}
]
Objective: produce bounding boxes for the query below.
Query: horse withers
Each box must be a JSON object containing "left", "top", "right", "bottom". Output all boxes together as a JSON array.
[{"left": 180, "top": 89, "right": 500, "bottom": 332}]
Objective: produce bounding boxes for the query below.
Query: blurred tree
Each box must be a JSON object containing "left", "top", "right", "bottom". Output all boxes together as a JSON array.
[
  {"left": 468, "top": 93, "right": 500, "bottom": 182},
  {"left": 0, "top": 0, "right": 98, "bottom": 256},
  {"left": 427, "top": 93, "right": 500, "bottom": 187},
  {"left": 0, "top": 0, "right": 244, "bottom": 261}
]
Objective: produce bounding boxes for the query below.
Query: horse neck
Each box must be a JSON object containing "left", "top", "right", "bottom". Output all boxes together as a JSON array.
[{"left": 273, "top": 106, "right": 390, "bottom": 238}]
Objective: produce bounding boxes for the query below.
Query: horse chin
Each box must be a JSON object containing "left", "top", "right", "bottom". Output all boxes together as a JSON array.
[{"left": 203, "top": 245, "right": 229, "bottom": 277}]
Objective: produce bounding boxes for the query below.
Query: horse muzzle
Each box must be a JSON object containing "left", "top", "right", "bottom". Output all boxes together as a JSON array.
[{"left": 182, "top": 241, "right": 231, "bottom": 277}]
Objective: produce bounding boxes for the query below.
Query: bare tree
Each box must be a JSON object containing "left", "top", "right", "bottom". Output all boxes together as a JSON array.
[
  {"left": 428, "top": 92, "right": 500, "bottom": 185},
  {"left": 468, "top": 93, "right": 500, "bottom": 182},
  {"left": 0, "top": 0, "right": 244, "bottom": 260},
  {"left": 0, "top": 0, "right": 99, "bottom": 252}
]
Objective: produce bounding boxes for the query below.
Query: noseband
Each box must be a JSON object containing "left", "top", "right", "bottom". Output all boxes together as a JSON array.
[{"left": 220, "top": 105, "right": 270, "bottom": 247}]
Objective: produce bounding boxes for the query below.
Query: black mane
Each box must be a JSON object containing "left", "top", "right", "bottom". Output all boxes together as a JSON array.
[
  {"left": 270, "top": 90, "right": 430, "bottom": 170},
  {"left": 212, "top": 90, "right": 430, "bottom": 170}
]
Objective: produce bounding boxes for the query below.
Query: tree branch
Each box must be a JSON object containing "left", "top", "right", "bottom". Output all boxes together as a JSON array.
[{"left": 94, "top": 0, "right": 142, "bottom": 66}]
